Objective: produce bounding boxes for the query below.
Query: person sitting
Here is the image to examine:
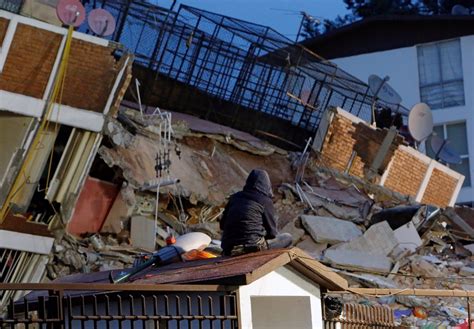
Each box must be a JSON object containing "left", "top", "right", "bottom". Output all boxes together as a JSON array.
[{"left": 220, "top": 169, "right": 292, "bottom": 256}]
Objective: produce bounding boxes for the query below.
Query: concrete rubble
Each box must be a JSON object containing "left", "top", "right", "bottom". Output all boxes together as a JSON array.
[{"left": 3, "top": 101, "right": 474, "bottom": 327}]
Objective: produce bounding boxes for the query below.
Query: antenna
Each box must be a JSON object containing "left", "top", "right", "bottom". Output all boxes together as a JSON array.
[
  {"left": 368, "top": 75, "right": 402, "bottom": 105},
  {"left": 408, "top": 103, "right": 433, "bottom": 143},
  {"left": 451, "top": 4, "right": 470, "bottom": 15},
  {"left": 56, "top": 0, "right": 86, "bottom": 27},
  {"left": 430, "top": 135, "right": 462, "bottom": 164},
  {"left": 88, "top": 8, "right": 116, "bottom": 37}
]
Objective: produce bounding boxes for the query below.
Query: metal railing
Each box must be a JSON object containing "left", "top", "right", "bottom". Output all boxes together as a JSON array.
[
  {"left": 324, "top": 303, "right": 396, "bottom": 328},
  {"left": 0, "top": 283, "right": 239, "bottom": 329},
  {"left": 72, "top": 0, "right": 409, "bottom": 147}
]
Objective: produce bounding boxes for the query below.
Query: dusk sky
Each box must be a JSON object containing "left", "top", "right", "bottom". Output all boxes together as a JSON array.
[{"left": 162, "top": 0, "right": 349, "bottom": 40}]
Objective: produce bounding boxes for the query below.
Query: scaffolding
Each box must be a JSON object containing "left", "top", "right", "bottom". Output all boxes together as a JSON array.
[{"left": 2, "top": 0, "right": 409, "bottom": 146}]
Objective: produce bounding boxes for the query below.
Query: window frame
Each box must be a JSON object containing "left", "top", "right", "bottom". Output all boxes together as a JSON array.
[
  {"left": 428, "top": 121, "right": 470, "bottom": 187},
  {"left": 417, "top": 38, "right": 465, "bottom": 109}
]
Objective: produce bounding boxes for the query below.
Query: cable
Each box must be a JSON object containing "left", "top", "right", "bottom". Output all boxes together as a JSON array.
[{"left": 0, "top": 26, "right": 75, "bottom": 222}]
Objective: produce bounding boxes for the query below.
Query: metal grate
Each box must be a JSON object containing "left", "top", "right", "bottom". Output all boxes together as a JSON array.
[
  {"left": 0, "top": 284, "right": 239, "bottom": 329},
  {"left": 0, "top": 0, "right": 23, "bottom": 13},
  {"left": 324, "top": 303, "right": 396, "bottom": 328},
  {"left": 75, "top": 0, "right": 409, "bottom": 147}
]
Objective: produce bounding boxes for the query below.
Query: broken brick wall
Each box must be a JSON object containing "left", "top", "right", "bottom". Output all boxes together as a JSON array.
[
  {"left": 319, "top": 111, "right": 403, "bottom": 179},
  {"left": 0, "top": 20, "right": 118, "bottom": 112},
  {"left": 319, "top": 108, "right": 464, "bottom": 207}
]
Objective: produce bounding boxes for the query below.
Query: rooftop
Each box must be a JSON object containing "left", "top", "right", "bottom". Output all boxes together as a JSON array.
[
  {"left": 302, "top": 15, "right": 474, "bottom": 59},
  {"left": 55, "top": 248, "right": 348, "bottom": 291}
]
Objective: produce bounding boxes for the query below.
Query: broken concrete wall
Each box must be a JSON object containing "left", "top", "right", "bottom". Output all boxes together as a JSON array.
[
  {"left": 318, "top": 108, "right": 464, "bottom": 207},
  {"left": 99, "top": 110, "right": 293, "bottom": 206},
  {"left": 318, "top": 108, "right": 404, "bottom": 178}
]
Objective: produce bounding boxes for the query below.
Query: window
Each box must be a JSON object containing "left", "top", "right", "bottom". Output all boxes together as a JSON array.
[
  {"left": 426, "top": 122, "right": 471, "bottom": 187},
  {"left": 417, "top": 39, "right": 464, "bottom": 109}
]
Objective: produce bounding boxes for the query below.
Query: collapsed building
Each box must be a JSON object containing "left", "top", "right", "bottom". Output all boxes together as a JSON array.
[{"left": 0, "top": 0, "right": 474, "bottom": 327}]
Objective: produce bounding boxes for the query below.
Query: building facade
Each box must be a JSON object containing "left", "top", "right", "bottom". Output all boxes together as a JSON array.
[{"left": 305, "top": 16, "right": 474, "bottom": 205}]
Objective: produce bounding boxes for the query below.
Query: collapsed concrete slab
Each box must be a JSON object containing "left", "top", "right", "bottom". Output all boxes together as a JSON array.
[
  {"left": 328, "top": 221, "right": 397, "bottom": 256},
  {"left": 301, "top": 215, "right": 362, "bottom": 245},
  {"left": 281, "top": 218, "right": 305, "bottom": 245},
  {"left": 393, "top": 221, "right": 422, "bottom": 253},
  {"left": 296, "top": 236, "right": 327, "bottom": 259},
  {"left": 100, "top": 109, "right": 293, "bottom": 206},
  {"left": 323, "top": 249, "right": 393, "bottom": 273}
]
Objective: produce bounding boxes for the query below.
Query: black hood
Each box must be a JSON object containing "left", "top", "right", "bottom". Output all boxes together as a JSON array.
[{"left": 243, "top": 169, "right": 273, "bottom": 197}]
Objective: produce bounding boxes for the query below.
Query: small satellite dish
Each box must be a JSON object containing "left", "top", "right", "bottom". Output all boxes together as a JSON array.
[
  {"left": 452, "top": 4, "right": 470, "bottom": 15},
  {"left": 56, "top": 0, "right": 86, "bottom": 27},
  {"left": 408, "top": 103, "right": 433, "bottom": 142},
  {"left": 430, "top": 135, "right": 462, "bottom": 164},
  {"left": 368, "top": 74, "right": 402, "bottom": 105},
  {"left": 88, "top": 8, "right": 116, "bottom": 37}
]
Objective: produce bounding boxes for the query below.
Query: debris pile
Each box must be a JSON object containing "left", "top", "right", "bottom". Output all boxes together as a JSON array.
[
  {"left": 44, "top": 105, "right": 474, "bottom": 327},
  {"left": 291, "top": 163, "right": 474, "bottom": 327}
]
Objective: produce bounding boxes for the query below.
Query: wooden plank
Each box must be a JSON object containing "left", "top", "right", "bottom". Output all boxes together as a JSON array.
[
  {"left": 245, "top": 252, "right": 292, "bottom": 284},
  {"left": 0, "top": 283, "right": 237, "bottom": 292},
  {"left": 290, "top": 248, "right": 348, "bottom": 290},
  {"left": 332, "top": 287, "right": 474, "bottom": 297},
  {"left": 0, "top": 211, "right": 51, "bottom": 237}
]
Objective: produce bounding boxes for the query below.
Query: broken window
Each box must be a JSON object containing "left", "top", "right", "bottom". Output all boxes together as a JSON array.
[{"left": 417, "top": 39, "right": 465, "bottom": 109}]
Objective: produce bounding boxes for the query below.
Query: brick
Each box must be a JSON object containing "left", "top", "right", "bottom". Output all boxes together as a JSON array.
[
  {"left": 0, "top": 18, "right": 8, "bottom": 50},
  {"left": 0, "top": 23, "right": 119, "bottom": 113},
  {"left": 421, "top": 168, "right": 458, "bottom": 207},
  {"left": 0, "top": 23, "right": 61, "bottom": 98}
]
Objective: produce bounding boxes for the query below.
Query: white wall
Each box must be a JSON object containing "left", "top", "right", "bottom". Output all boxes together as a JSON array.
[
  {"left": 332, "top": 35, "right": 474, "bottom": 204},
  {"left": 238, "top": 266, "right": 323, "bottom": 329}
]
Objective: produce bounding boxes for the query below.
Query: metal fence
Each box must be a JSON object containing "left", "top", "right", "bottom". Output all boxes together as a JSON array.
[
  {"left": 73, "top": 0, "right": 408, "bottom": 147},
  {"left": 0, "top": 0, "right": 410, "bottom": 146},
  {"left": 0, "top": 284, "right": 238, "bottom": 329},
  {"left": 324, "top": 303, "right": 396, "bottom": 328}
]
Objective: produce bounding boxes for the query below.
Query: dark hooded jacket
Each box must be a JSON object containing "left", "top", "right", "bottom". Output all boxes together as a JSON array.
[{"left": 220, "top": 169, "right": 278, "bottom": 254}]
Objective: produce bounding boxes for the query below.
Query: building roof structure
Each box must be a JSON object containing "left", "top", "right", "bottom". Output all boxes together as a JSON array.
[
  {"left": 56, "top": 248, "right": 348, "bottom": 291},
  {"left": 302, "top": 15, "right": 474, "bottom": 59}
]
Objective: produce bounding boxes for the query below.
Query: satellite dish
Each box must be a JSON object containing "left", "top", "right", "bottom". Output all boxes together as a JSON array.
[
  {"left": 368, "top": 74, "right": 402, "bottom": 105},
  {"left": 408, "top": 103, "right": 433, "bottom": 142},
  {"left": 56, "top": 0, "right": 86, "bottom": 27},
  {"left": 452, "top": 4, "right": 470, "bottom": 15},
  {"left": 88, "top": 8, "right": 116, "bottom": 37},
  {"left": 430, "top": 135, "right": 462, "bottom": 164}
]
